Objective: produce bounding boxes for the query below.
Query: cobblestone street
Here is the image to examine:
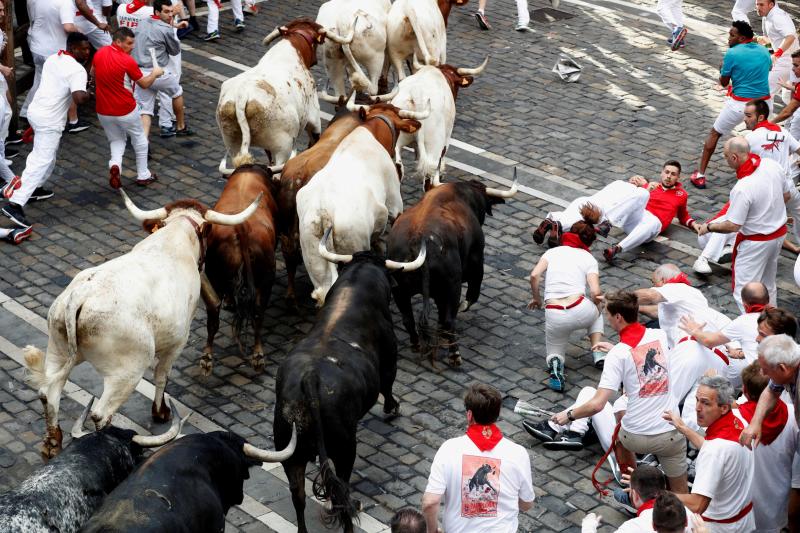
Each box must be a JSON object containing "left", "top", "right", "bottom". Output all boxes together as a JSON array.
[{"left": 1, "top": 0, "right": 799, "bottom": 531}]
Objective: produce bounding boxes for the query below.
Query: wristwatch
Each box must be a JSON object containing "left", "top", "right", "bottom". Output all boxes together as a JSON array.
[{"left": 567, "top": 409, "right": 575, "bottom": 422}]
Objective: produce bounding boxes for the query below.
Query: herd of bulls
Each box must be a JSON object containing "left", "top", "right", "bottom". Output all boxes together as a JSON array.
[{"left": 2, "top": 1, "right": 521, "bottom": 531}]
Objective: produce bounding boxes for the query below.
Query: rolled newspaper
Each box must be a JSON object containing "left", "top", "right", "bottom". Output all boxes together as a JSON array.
[
  {"left": 149, "top": 47, "right": 159, "bottom": 69},
  {"left": 513, "top": 400, "right": 555, "bottom": 418}
]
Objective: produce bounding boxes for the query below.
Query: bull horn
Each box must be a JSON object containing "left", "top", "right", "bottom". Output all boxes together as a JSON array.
[
  {"left": 344, "top": 91, "right": 366, "bottom": 113},
  {"left": 243, "top": 423, "right": 297, "bottom": 462},
  {"left": 318, "top": 227, "right": 353, "bottom": 264},
  {"left": 456, "top": 56, "right": 490, "bottom": 76},
  {"left": 218, "top": 155, "right": 235, "bottom": 176},
  {"left": 262, "top": 26, "right": 284, "bottom": 46},
  {"left": 121, "top": 189, "right": 168, "bottom": 222},
  {"left": 485, "top": 168, "right": 519, "bottom": 198},
  {"left": 398, "top": 100, "right": 431, "bottom": 121},
  {"left": 385, "top": 241, "right": 426, "bottom": 271},
  {"left": 204, "top": 192, "right": 263, "bottom": 226},
  {"left": 70, "top": 397, "right": 94, "bottom": 439},
  {"left": 318, "top": 89, "right": 342, "bottom": 104},
  {"left": 132, "top": 398, "right": 188, "bottom": 448},
  {"left": 323, "top": 17, "right": 356, "bottom": 44},
  {"left": 370, "top": 85, "right": 398, "bottom": 103}
]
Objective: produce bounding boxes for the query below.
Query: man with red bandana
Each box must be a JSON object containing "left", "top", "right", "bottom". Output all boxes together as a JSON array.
[
  {"left": 665, "top": 375, "right": 755, "bottom": 532},
  {"left": 695, "top": 136, "right": 790, "bottom": 313},
  {"left": 116, "top": 0, "right": 154, "bottom": 30},
  {"left": 603, "top": 160, "right": 697, "bottom": 263},
  {"left": 421, "top": 383, "right": 534, "bottom": 533}
]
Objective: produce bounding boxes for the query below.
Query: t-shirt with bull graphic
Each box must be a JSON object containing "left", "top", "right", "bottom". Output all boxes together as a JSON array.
[
  {"left": 425, "top": 435, "right": 534, "bottom": 533},
  {"left": 598, "top": 326, "right": 678, "bottom": 436},
  {"left": 746, "top": 121, "right": 800, "bottom": 180}
]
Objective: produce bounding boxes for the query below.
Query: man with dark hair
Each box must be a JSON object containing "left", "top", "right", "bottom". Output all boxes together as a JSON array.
[
  {"left": 652, "top": 491, "right": 689, "bottom": 533},
  {"left": 422, "top": 383, "right": 534, "bottom": 533},
  {"left": 690, "top": 21, "right": 771, "bottom": 189},
  {"left": 0, "top": 32, "right": 91, "bottom": 228},
  {"left": 93, "top": 27, "right": 163, "bottom": 189},
  {"left": 390, "top": 508, "right": 426, "bottom": 533},
  {"left": 603, "top": 161, "right": 697, "bottom": 263}
]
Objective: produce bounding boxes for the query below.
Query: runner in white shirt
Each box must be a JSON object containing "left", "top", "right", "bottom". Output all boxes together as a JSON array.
[
  {"left": 1, "top": 33, "right": 90, "bottom": 229},
  {"left": 0, "top": 3, "right": 16, "bottom": 192},
  {"left": 116, "top": 0, "right": 155, "bottom": 30},
  {"left": 757, "top": 0, "right": 798, "bottom": 104},
  {"left": 732, "top": 0, "right": 755, "bottom": 24},
  {"left": 695, "top": 137, "right": 789, "bottom": 313},
  {"left": 733, "top": 361, "right": 798, "bottom": 533},
  {"left": 422, "top": 384, "right": 535, "bottom": 533},
  {"left": 528, "top": 221, "right": 606, "bottom": 391},
  {"left": 75, "top": 0, "right": 112, "bottom": 49},
  {"left": 550, "top": 290, "right": 688, "bottom": 493},
  {"left": 667, "top": 376, "right": 755, "bottom": 533}
]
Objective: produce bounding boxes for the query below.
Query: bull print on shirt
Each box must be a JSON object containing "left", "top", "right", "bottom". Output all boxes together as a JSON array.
[
  {"left": 461, "top": 455, "right": 501, "bottom": 518},
  {"left": 632, "top": 340, "right": 669, "bottom": 398},
  {"left": 761, "top": 132, "right": 785, "bottom": 152}
]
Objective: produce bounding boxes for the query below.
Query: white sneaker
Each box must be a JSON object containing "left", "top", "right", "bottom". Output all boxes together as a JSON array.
[
  {"left": 550, "top": 0, "right": 561, "bottom": 7},
  {"left": 693, "top": 256, "right": 711, "bottom": 274},
  {"left": 515, "top": 24, "right": 534, "bottom": 32}
]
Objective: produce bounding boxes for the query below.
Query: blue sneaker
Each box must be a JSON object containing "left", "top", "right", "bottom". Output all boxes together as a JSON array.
[
  {"left": 670, "top": 26, "right": 687, "bottom": 51},
  {"left": 234, "top": 18, "right": 245, "bottom": 32},
  {"left": 548, "top": 358, "right": 565, "bottom": 392},
  {"left": 203, "top": 30, "right": 220, "bottom": 42}
]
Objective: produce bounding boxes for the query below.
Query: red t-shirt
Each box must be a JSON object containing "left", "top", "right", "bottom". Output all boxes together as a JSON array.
[
  {"left": 644, "top": 182, "right": 694, "bottom": 233},
  {"left": 93, "top": 44, "right": 143, "bottom": 117}
]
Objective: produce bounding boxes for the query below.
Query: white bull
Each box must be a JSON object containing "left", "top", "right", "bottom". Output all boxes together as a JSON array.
[
  {"left": 217, "top": 19, "right": 353, "bottom": 173},
  {"left": 297, "top": 97, "right": 430, "bottom": 306},
  {"left": 23, "top": 192, "right": 261, "bottom": 459},
  {"left": 317, "top": 0, "right": 391, "bottom": 95}
]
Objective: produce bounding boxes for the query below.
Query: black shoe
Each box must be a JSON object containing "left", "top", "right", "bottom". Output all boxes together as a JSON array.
[
  {"left": 160, "top": 126, "right": 177, "bottom": 138},
  {"left": 603, "top": 245, "right": 620, "bottom": 263},
  {"left": 5, "top": 132, "right": 22, "bottom": 145},
  {"left": 176, "top": 126, "right": 195, "bottom": 136},
  {"left": 474, "top": 12, "right": 491, "bottom": 30},
  {"left": 66, "top": 119, "right": 91, "bottom": 134},
  {"left": 543, "top": 430, "right": 584, "bottom": 450},
  {"left": 1, "top": 202, "right": 29, "bottom": 227},
  {"left": 29, "top": 187, "right": 53, "bottom": 201},
  {"left": 532, "top": 219, "right": 552, "bottom": 245},
  {"left": 6, "top": 146, "right": 19, "bottom": 159},
  {"left": 596, "top": 220, "right": 612, "bottom": 237},
  {"left": 3, "top": 225, "right": 32, "bottom": 244},
  {"left": 546, "top": 220, "right": 562, "bottom": 248},
  {"left": 522, "top": 420, "right": 557, "bottom": 443}
]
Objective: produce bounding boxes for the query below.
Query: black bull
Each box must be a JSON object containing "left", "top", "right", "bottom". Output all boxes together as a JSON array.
[{"left": 273, "top": 253, "right": 402, "bottom": 533}]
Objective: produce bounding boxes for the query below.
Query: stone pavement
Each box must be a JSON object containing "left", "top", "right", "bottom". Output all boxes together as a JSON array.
[{"left": 1, "top": 0, "right": 800, "bottom": 531}]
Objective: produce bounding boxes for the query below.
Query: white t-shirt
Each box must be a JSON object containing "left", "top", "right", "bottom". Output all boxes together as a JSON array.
[
  {"left": 615, "top": 506, "right": 695, "bottom": 532},
  {"left": 720, "top": 313, "right": 759, "bottom": 363},
  {"left": 692, "top": 436, "right": 754, "bottom": 532},
  {"left": 77, "top": 0, "right": 113, "bottom": 24},
  {"left": 425, "top": 435, "right": 534, "bottom": 533},
  {"left": 727, "top": 157, "right": 789, "bottom": 236},
  {"left": 763, "top": 5, "right": 800, "bottom": 56},
  {"left": 116, "top": 2, "right": 155, "bottom": 31},
  {"left": 541, "top": 246, "right": 598, "bottom": 300},
  {"left": 598, "top": 328, "right": 678, "bottom": 435},
  {"left": 746, "top": 125, "right": 800, "bottom": 178},
  {"left": 733, "top": 405, "right": 798, "bottom": 533},
  {"left": 27, "top": 53, "right": 88, "bottom": 129},
  {"left": 653, "top": 284, "right": 730, "bottom": 349},
  {"left": 27, "top": 0, "right": 74, "bottom": 58}
]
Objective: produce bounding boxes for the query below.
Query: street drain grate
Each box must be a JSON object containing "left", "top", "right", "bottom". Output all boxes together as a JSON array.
[{"left": 530, "top": 8, "right": 575, "bottom": 23}]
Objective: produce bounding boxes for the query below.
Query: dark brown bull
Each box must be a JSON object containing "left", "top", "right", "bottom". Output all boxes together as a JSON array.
[
  {"left": 387, "top": 174, "right": 516, "bottom": 367},
  {"left": 202, "top": 165, "right": 281, "bottom": 374},
  {"left": 438, "top": 0, "right": 470, "bottom": 26}
]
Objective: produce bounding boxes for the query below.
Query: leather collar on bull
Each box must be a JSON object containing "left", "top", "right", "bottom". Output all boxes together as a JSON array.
[{"left": 371, "top": 114, "right": 398, "bottom": 158}]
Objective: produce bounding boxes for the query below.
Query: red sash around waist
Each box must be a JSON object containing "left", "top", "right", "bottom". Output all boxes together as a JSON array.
[
  {"left": 730, "top": 225, "right": 787, "bottom": 290},
  {"left": 545, "top": 295, "right": 584, "bottom": 310},
  {"left": 702, "top": 501, "right": 752, "bottom": 524},
  {"left": 677, "top": 336, "right": 730, "bottom": 365}
]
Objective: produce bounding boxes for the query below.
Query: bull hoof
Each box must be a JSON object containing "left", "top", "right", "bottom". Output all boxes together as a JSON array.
[
  {"left": 251, "top": 352, "right": 266, "bottom": 373},
  {"left": 40, "top": 427, "right": 63, "bottom": 462},
  {"left": 458, "top": 300, "right": 473, "bottom": 313},
  {"left": 200, "top": 355, "right": 214, "bottom": 376},
  {"left": 448, "top": 352, "right": 463, "bottom": 367},
  {"left": 383, "top": 402, "right": 400, "bottom": 420},
  {"left": 151, "top": 399, "right": 172, "bottom": 424}
]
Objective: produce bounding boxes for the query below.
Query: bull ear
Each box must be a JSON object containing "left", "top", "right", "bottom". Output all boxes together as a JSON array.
[
  {"left": 316, "top": 32, "right": 325, "bottom": 43},
  {"left": 278, "top": 25, "right": 289, "bottom": 36},
  {"left": 399, "top": 119, "right": 421, "bottom": 134},
  {"left": 460, "top": 76, "right": 474, "bottom": 87}
]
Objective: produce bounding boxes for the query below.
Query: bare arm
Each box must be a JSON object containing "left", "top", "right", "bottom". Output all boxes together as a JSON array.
[
  {"left": 552, "top": 388, "right": 614, "bottom": 425},
  {"left": 75, "top": 0, "right": 109, "bottom": 31},
  {"left": 774, "top": 98, "right": 800, "bottom": 123},
  {"left": 638, "top": 304, "right": 659, "bottom": 318},
  {"left": 135, "top": 66, "right": 165, "bottom": 89},
  {"left": 421, "top": 492, "right": 442, "bottom": 533},
  {"left": 676, "top": 493, "right": 711, "bottom": 514},
  {"left": 698, "top": 219, "right": 741, "bottom": 236},
  {"left": 663, "top": 410, "right": 705, "bottom": 449},
  {"left": 679, "top": 316, "right": 731, "bottom": 348},
  {"left": 719, "top": 75, "right": 731, "bottom": 88},
  {"left": 72, "top": 90, "right": 90, "bottom": 105},
  {"left": 519, "top": 499, "right": 534, "bottom": 512},
  {"left": 634, "top": 288, "right": 665, "bottom": 305},
  {"left": 587, "top": 272, "right": 602, "bottom": 305},
  {"left": 527, "top": 257, "right": 548, "bottom": 309}
]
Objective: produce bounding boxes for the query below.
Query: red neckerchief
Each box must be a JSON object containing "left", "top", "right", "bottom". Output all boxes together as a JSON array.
[
  {"left": 619, "top": 322, "right": 646, "bottom": 347},
  {"left": 754, "top": 120, "right": 782, "bottom": 132},
  {"left": 561, "top": 232, "right": 590, "bottom": 251},
  {"left": 705, "top": 410, "right": 744, "bottom": 442},
  {"left": 744, "top": 303, "right": 769, "bottom": 313},
  {"left": 150, "top": 14, "right": 160, "bottom": 20},
  {"left": 738, "top": 399, "right": 788, "bottom": 445},
  {"left": 637, "top": 499, "right": 655, "bottom": 517},
  {"left": 126, "top": 0, "right": 149, "bottom": 13},
  {"left": 57, "top": 50, "right": 74, "bottom": 58},
  {"left": 466, "top": 423, "right": 503, "bottom": 452},
  {"left": 664, "top": 273, "right": 691, "bottom": 286},
  {"left": 736, "top": 153, "right": 761, "bottom": 179}
]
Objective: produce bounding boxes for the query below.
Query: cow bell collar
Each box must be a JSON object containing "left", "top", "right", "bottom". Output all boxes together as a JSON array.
[
  {"left": 372, "top": 114, "right": 398, "bottom": 158},
  {"left": 282, "top": 28, "right": 320, "bottom": 68}
]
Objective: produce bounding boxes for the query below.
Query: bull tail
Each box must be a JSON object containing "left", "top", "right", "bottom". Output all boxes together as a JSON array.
[
  {"left": 64, "top": 285, "right": 89, "bottom": 362},
  {"left": 233, "top": 91, "right": 254, "bottom": 168},
  {"left": 406, "top": 8, "right": 434, "bottom": 66},
  {"left": 231, "top": 226, "right": 258, "bottom": 349},
  {"left": 303, "top": 373, "right": 358, "bottom": 530},
  {"left": 339, "top": 18, "right": 370, "bottom": 92}
]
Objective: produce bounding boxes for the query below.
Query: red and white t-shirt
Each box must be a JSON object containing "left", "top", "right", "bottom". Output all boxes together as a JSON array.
[
  {"left": 116, "top": 0, "right": 154, "bottom": 31},
  {"left": 425, "top": 435, "right": 534, "bottom": 533},
  {"left": 746, "top": 121, "right": 800, "bottom": 178},
  {"left": 727, "top": 156, "right": 788, "bottom": 236},
  {"left": 93, "top": 44, "right": 143, "bottom": 117},
  {"left": 643, "top": 182, "right": 694, "bottom": 232}
]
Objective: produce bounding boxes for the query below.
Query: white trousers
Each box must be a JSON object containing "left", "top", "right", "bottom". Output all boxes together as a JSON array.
[
  {"left": 97, "top": 108, "right": 151, "bottom": 181},
  {"left": 10, "top": 118, "right": 62, "bottom": 207},
  {"left": 732, "top": 0, "right": 755, "bottom": 24},
  {"left": 76, "top": 18, "right": 112, "bottom": 49},
  {"left": 0, "top": 95, "right": 14, "bottom": 183},
  {"left": 206, "top": 0, "right": 243, "bottom": 33},
  {"left": 550, "top": 386, "right": 618, "bottom": 451},
  {"left": 698, "top": 215, "right": 736, "bottom": 261},
  {"left": 769, "top": 56, "right": 793, "bottom": 105},
  {"left": 516, "top": 0, "right": 530, "bottom": 26},
  {"left": 20, "top": 52, "right": 48, "bottom": 118},
  {"left": 619, "top": 210, "right": 662, "bottom": 251},
  {"left": 158, "top": 54, "right": 182, "bottom": 128},
  {"left": 544, "top": 298, "right": 604, "bottom": 359},
  {"left": 670, "top": 340, "right": 729, "bottom": 406},
  {"left": 548, "top": 180, "right": 649, "bottom": 232},
  {"left": 733, "top": 237, "right": 782, "bottom": 313},
  {"left": 656, "top": 0, "right": 684, "bottom": 31}
]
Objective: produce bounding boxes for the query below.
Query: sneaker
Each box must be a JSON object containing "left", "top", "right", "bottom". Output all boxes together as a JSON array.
[
  {"left": 474, "top": 12, "right": 491, "bottom": 30},
  {"left": 177, "top": 25, "right": 195, "bottom": 39},
  {"left": 234, "top": 18, "right": 245, "bottom": 32},
  {"left": 595, "top": 220, "right": 612, "bottom": 237},
  {"left": 550, "top": 0, "right": 560, "bottom": 7},
  {"left": 521, "top": 420, "right": 557, "bottom": 443},
  {"left": 718, "top": 244, "right": 734, "bottom": 264},
  {"left": 548, "top": 358, "right": 565, "bottom": 392},
  {"left": 5, "top": 132, "right": 22, "bottom": 145},
  {"left": 543, "top": 430, "right": 584, "bottom": 451},
  {"left": 3, "top": 225, "right": 32, "bottom": 244},
  {"left": 6, "top": 146, "right": 19, "bottom": 159},
  {"left": 670, "top": 26, "right": 687, "bottom": 51},
  {"left": 2, "top": 175, "right": 20, "bottom": 199},
  {"left": 532, "top": 219, "right": 552, "bottom": 245},
  {"left": 176, "top": 126, "right": 195, "bottom": 137},
  {"left": 244, "top": 3, "right": 259, "bottom": 15},
  {"left": 690, "top": 171, "right": 706, "bottom": 189},
  {"left": 1, "top": 202, "right": 29, "bottom": 227},
  {"left": 515, "top": 25, "right": 535, "bottom": 33},
  {"left": 603, "top": 245, "right": 620, "bottom": 263},
  {"left": 160, "top": 126, "right": 177, "bottom": 138},
  {"left": 591, "top": 350, "right": 606, "bottom": 369},
  {"left": 109, "top": 165, "right": 121, "bottom": 190},
  {"left": 21, "top": 127, "right": 34, "bottom": 144},
  {"left": 547, "top": 220, "right": 562, "bottom": 248},
  {"left": 203, "top": 30, "right": 220, "bottom": 41},
  {"left": 692, "top": 255, "right": 712, "bottom": 274},
  {"left": 66, "top": 119, "right": 91, "bottom": 134},
  {"left": 135, "top": 173, "right": 158, "bottom": 186},
  {"left": 29, "top": 187, "right": 53, "bottom": 202}
]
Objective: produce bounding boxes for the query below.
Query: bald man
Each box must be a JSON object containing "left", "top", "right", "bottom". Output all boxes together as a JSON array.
[{"left": 696, "top": 137, "right": 790, "bottom": 312}]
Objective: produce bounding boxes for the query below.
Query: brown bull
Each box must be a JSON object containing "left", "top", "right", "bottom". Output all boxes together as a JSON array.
[{"left": 202, "top": 165, "right": 281, "bottom": 374}]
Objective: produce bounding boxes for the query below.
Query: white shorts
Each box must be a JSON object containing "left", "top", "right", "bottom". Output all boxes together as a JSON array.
[
  {"left": 135, "top": 70, "right": 183, "bottom": 116},
  {"left": 713, "top": 96, "right": 773, "bottom": 136}
]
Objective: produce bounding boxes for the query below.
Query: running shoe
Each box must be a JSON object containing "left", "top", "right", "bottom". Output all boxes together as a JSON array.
[
  {"left": 109, "top": 165, "right": 121, "bottom": 190},
  {"left": 548, "top": 358, "right": 565, "bottom": 392},
  {"left": 203, "top": 30, "right": 220, "bottom": 41},
  {"left": 160, "top": 126, "right": 177, "bottom": 138},
  {"left": 234, "top": 18, "right": 245, "bottom": 32},
  {"left": 543, "top": 431, "right": 584, "bottom": 451},
  {"left": 670, "top": 26, "right": 687, "bottom": 51},
  {"left": 532, "top": 219, "right": 552, "bottom": 244},
  {"left": 29, "top": 187, "right": 53, "bottom": 202},
  {"left": 2, "top": 175, "right": 20, "bottom": 199},
  {"left": 595, "top": 220, "right": 612, "bottom": 237},
  {"left": 474, "top": 12, "right": 491, "bottom": 30},
  {"left": 176, "top": 126, "right": 195, "bottom": 136},
  {"left": 1, "top": 202, "right": 28, "bottom": 227},
  {"left": 244, "top": 3, "right": 259, "bottom": 15},
  {"left": 66, "top": 119, "right": 91, "bottom": 134},
  {"left": 693, "top": 256, "right": 712, "bottom": 274},
  {"left": 603, "top": 245, "right": 620, "bottom": 263},
  {"left": 522, "top": 420, "right": 557, "bottom": 442},
  {"left": 3, "top": 225, "right": 32, "bottom": 244},
  {"left": 135, "top": 173, "right": 158, "bottom": 186},
  {"left": 690, "top": 171, "right": 706, "bottom": 189}
]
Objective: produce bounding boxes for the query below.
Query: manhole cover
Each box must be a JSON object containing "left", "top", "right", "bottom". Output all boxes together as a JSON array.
[{"left": 531, "top": 8, "right": 575, "bottom": 23}]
